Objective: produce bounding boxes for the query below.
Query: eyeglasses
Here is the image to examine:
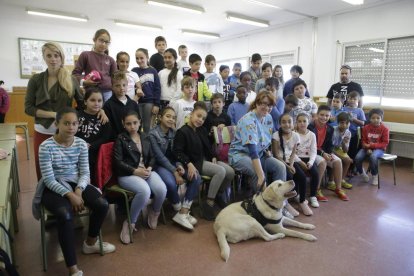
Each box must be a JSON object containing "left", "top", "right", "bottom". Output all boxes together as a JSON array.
[
  {"left": 258, "top": 101, "right": 273, "bottom": 108},
  {"left": 97, "top": 38, "right": 111, "bottom": 45}
]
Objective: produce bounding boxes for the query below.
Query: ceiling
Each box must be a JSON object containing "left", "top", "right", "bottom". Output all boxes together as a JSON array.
[{"left": 2, "top": 0, "right": 402, "bottom": 43}]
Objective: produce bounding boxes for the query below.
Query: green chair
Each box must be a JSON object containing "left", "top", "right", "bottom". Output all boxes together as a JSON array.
[{"left": 40, "top": 205, "right": 103, "bottom": 271}]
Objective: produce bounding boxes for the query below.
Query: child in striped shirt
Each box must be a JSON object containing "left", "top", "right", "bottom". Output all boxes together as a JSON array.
[{"left": 38, "top": 107, "right": 115, "bottom": 276}]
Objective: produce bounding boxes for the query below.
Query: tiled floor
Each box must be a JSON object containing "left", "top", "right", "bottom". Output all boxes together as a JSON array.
[{"left": 11, "top": 137, "right": 414, "bottom": 276}]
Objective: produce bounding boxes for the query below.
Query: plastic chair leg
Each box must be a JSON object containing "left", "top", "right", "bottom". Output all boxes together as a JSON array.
[{"left": 123, "top": 193, "right": 133, "bottom": 243}]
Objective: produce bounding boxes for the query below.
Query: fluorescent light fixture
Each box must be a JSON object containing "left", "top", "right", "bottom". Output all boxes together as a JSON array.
[
  {"left": 147, "top": 0, "right": 204, "bottom": 14},
  {"left": 26, "top": 7, "right": 88, "bottom": 22},
  {"left": 341, "top": 0, "right": 364, "bottom": 5},
  {"left": 114, "top": 20, "right": 162, "bottom": 31},
  {"left": 244, "top": 0, "right": 280, "bottom": 9},
  {"left": 181, "top": 29, "right": 220, "bottom": 39},
  {"left": 368, "top": 47, "right": 384, "bottom": 53},
  {"left": 226, "top": 12, "right": 269, "bottom": 27}
]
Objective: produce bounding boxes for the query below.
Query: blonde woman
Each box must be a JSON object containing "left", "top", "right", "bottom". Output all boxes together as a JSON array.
[{"left": 25, "top": 41, "right": 107, "bottom": 180}]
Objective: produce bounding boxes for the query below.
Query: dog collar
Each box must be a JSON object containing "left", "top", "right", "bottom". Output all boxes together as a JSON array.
[
  {"left": 261, "top": 194, "right": 280, "bottom": 211},
  {"left": 241, "top": 199, "right": 282, "bottom": 226}
]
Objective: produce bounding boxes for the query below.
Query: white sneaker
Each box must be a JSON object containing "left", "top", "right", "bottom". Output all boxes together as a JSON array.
[
  {"left": 71, "top": 271, "right": 83, "bottom": 276},
  {"left": 186, "top": 212, "right": 198, "bottom": 225},
  {"left": 372, "top": 174, "right": 379, "bottom": 185},
  {"left": 361, "top": 170, "right": 369, "bottom": 183},
  {"left": 309, "top": 196, "right": 319, "bottom": 208},
  {"left": 82, "top": 240, "right": 116, "bottom": 254},
  {"left": 173, "top": 212, "right": 194, "bottom": 230},
  {"left": 120, "top": 220, "right": 136, "bottom": 244}
]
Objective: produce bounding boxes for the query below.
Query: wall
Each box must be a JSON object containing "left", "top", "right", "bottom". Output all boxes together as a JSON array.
[
  {"left": 0, "top": 4, "right": 208, "bottom": 89},
  {"left": 210, "top": 0, "right": 414, "bottom": 97}
]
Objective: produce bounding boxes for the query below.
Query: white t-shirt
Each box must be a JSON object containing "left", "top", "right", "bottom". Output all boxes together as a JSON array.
[
  {"left": 126, "top": 71, "right": 140, "bottom": 100},
  {"left": 295, "top": 130, "right": 317, "bottom": 166},
  {"left": 170, "top": 98, "right": 195, "bottom": 129},
  {"left": 177, "top": 60, "right": 190, "bottom": 74},
  {"left": 272, "top": 131, "right": 300, "bottom": 162},
  {"left": 159, "top": 68, "right": 183, "bottom": 102}
]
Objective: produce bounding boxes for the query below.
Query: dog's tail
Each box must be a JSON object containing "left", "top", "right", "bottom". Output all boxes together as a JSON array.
[{"left": 216, "top": 229, "right": 230, "bottom": 262}]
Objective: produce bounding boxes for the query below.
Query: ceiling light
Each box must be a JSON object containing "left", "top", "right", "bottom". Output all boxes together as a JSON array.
[
  {"left": 26, "top": 7, "right": 88, "bottom": 22},
  {"left": 114, "top": 20, "right": 162, "bottom": 31},
  {"left": 181, "top": 29, "right": 220, "bottom": 39},
  {"left": 341, "top": 0, "right": 364, "bottom": 5},
  {"left": 244, "top": 0, "right": 280, "bottom": 9},
  {"left": 226, "top": 12, "right": 269, "bottom": 28},
  {"left": 147, "top": 0, "right": 204, "bottom": 14}
]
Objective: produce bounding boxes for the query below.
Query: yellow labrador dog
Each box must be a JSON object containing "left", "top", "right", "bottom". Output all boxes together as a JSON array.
[{"left": 214, "top": 180, "right": 317, "bottom": 262}]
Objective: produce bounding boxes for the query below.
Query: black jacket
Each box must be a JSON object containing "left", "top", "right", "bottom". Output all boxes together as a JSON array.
[
  {"left": 103, "top": 95, "right": 140, "bottom": 137},
  {"left": 173, "top": 124, "right": 215, "bottom": 173},
  {"left": 113, "top": 132, "right": 155, "bottom": 176},
  {"left": 308, "top": 122, "right": 334, "bottom": 155}
]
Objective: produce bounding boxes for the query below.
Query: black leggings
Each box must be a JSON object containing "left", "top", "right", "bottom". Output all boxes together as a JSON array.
[
  {"left": 41, "top": 183, "right": 109, "bottom": 267},
  {"left": 286, "top": 162, "right": 317, "bottom": 202}
]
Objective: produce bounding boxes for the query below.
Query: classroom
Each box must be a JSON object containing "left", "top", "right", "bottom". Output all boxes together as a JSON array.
[{"left": 0, "top": 0, "right": 413, "bottom": 275}]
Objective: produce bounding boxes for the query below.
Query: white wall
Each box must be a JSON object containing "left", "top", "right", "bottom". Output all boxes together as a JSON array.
[
  {"left": 210, "top": 0, "right": 414, "bottom": 97},
  {"left": 0, "top": 4, "right": 208, "bottom": 90}
]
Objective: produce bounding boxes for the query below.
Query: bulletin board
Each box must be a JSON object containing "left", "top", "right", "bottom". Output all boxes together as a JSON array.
[{"left": 18, "top": 38, "right": 93, "bottom": 79}]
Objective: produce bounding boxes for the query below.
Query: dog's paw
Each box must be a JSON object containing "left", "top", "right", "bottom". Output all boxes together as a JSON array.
[
  {"left": 303, "top": 223, "right": 316, "bottom": 230},
  {"left": 304, "top": 234, "right": 317, "bottom": 242},
  {"left": 273, "top": 233, "right": 285, "bottom": 240}
]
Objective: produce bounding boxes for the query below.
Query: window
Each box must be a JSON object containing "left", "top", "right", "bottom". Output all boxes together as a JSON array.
[
  {"left": 343, "top": 36, "right": 414, "bottom": 108},
  {"left": 216, "top": 58, "right": 249, "bottom": 73},
  {"left": 262, "top": 51, "right": 296, "bottom": 81}
]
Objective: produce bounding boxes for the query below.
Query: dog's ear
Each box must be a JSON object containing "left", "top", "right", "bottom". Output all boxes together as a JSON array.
[{"left": 263, "top": 184, "right": 277, "bottom": 201}]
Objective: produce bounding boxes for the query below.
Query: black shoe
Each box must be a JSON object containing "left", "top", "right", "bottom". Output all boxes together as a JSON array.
[
  {"left": 215, "top": 193, "right": 228, "bottom": 209},
  {"left": 201, "top": 201, "right": 216, "bottom": 221}
]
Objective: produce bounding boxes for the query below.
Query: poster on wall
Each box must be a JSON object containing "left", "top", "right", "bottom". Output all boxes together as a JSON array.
[{"left": 18, "top": 38, "right": 93, "bottom": 79}]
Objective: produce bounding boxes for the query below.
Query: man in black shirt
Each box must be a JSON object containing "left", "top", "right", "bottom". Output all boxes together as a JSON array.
[{"left": 326, "top": 65, "right": 364, "bottom": 107}]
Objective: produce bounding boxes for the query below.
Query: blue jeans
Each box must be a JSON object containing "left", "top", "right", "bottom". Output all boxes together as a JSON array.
[
  {"left": 118, "top": 172, "right": 167, "bottom": 224},
  {"left": 354, "top": 149, "right": 384, "bottom": 176},
  {"left": 155, "top": 166, "right": 201, "bottom": 210},
  {"left": 230, "top": 155, "right": 286, "bottom": 192}
]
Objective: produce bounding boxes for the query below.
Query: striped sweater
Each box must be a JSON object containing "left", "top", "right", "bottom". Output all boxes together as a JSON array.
[{"left": 39, "top": 136, "right": 90, "bottom": 196}]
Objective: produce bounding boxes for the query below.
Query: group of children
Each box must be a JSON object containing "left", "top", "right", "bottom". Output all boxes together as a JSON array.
[{"left": 34, "top": 29, "right": 391, "bottom": 275}]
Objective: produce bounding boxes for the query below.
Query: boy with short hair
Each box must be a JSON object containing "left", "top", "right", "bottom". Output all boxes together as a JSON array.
[
  {"left": 183, "top": 54, "right": 212, "bottom": 103},
  {"left": 255, "top": 62, "right": 272, "bottom": 93},
  {"left": 308, "top": 105, "right": 349, "bottom": 201},
  {"left": 283, "top": 65, "right": 310, "bottom": 98},
  {"left": 329, "top": 93, "right": 345, "bottom": 127},
  {"left": 204, "top": 93, "right": 231, "bottom": 137},
  {"left": 177, "top": 45, "right": 189, "bottom": 73},
  {"left": 291, "top": 79, "right": 317, "bottom": 123},
  {"left": 219, "top": 65, "right": 233, "bottom": 113},
  {"left": 229, "top": 63, "right": 242, "bottom": 93},
  {"left": 331, "top": 112, "right": 353, "bottom": 189},
  {"left": 248, "top": 53, "right": 262, "bottom": 91},
  {"left": 343, "top": 91, "right": 366, "bottom": 160},
  {"left": 204, "top": 54, "right": 224, "bottom": 94},
  {"left": 170, "top": 76, "right": 196, "bottom": 129},
  {"left": 103, "top": 71, "right": 140, "bottom": 136},
  {"left": 354, "top": 108, "right": 389, "bottom": 185},
  {"left": 150, "top": 36, "right": 167, "bottom": 72},
  {"left": 227, "top": 85, "right": 249, "bottom": 126}
]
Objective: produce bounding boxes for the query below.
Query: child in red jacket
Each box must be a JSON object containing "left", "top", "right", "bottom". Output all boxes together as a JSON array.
[
  {"left": 354, "top": 108, "right": 389, "bottom": 185},
  {"left": 0, "top": 81, "right": 10, "bottom": 123}
]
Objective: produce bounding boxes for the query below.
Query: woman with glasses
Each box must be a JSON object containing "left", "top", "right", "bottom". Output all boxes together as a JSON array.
[
  {"left": 229, "top": 90, "right": 286, "bottom": 195},
  {"left": 72, "top": 29, "right": 117, "bottom": 102}
]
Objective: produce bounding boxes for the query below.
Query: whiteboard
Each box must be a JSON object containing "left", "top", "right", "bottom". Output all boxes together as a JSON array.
[{"left": 18, "top": 38, "right": 93, "bottom": 79}]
